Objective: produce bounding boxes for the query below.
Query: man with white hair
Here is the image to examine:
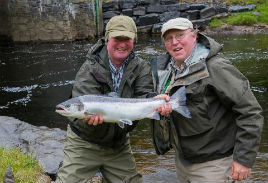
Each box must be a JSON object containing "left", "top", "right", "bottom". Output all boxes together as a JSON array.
[{"left": 152, "top": 17, "right": 263, "bottom": 182}]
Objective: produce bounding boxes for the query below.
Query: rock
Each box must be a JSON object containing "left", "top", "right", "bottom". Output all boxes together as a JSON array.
[
  {"left": 137, "top": 25, "right": 153, "bottom": 33},
  {"left": 103, "top": 11, "right": 120, "bottom": 19},
  {"left": 133, "top": 7, "right": 146, "bottom": 16},
  {"left": 229, "top": 4, "right": 256, "bottom": 13},
  {"left": 160, "top": 0, "right": 177, "bottom": 5},
  {"left": 187, "top": 10, "right": 200, "bottom": 20},
  {"left": 0, "top": 116, "right": 66, "bottom": 179},
  {"left": 190, "top": 3, "right": 206, "bottom": 10},
  {"left": 165, "top": 3, "right": 190, "bottom": 12},
  {"left": 200, "top": 7, "right": 216, "bottom": 19},
  {"left": 160, "top": 11, "right": 180, "bottom": 23},
  {"left": 136, "top": 13, "right": 159, "bottom": 26},
  {"left": 252, "top": 11, "right": 261, "bottom": 16},
  {"left": 122, "top": 9, "right": 133, "bottom": 17},
  {"left": 119, "top": 0, "right": 136, "bottom": 9},
  {"left": 3, "top": 167, "right": 15, "bottom": 183},
  {"left": 136, "top": 0, "right": 151, "bottom": 6},
  {"left": 147, "top": 5, "right": 167, "bottom": 13},
  {"left": 102, "top": 1, "right": 119, "bottom": 11},
  {"left": 192, "top": 18, "right": 211, "bottom": 30},
  {"left": 152, "top": 23, "right": 163, "bottom": 34},
  {"left": 143, "top": 169, "right": 178, "bottom": 183}
]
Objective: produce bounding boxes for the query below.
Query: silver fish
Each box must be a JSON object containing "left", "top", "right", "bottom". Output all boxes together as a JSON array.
[{"left": 55, "top": 86, "right": 191, "bottom": 128}]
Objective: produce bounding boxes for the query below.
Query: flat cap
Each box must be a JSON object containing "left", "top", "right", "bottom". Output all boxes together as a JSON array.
[{"left": 161, "top": 18, "right": 193, "bottom": 37}]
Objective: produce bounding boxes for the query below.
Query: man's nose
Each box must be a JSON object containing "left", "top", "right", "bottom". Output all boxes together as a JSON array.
[{"left": 171, "top": 37, "right": 179, "bottom": 44}]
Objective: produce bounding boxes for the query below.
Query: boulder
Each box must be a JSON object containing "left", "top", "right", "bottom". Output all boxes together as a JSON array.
[
  {"left": 228, "top": 4, "right": 256, "bottom": 13},
  {"left": 200, "top": 7, "right": 216, "bottom": 19},
  {"left": 0, "top": 116, "right": 66, "bottom": 178},
  {"left": 136, "top": 13, "right": 159, "bottom": 26},
  {"left": 133, "top": 7, "right": 146, "bottom": 16},
  {"left": 147, "top": 5, "right": 167, "bottom": 13}
]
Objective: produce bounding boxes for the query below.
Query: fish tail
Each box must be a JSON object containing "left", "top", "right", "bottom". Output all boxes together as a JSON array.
[{"left": 169, "top": 86, "right": 191, "bottom": 118}]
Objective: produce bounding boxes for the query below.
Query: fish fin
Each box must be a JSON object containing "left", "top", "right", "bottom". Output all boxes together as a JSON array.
[
  {"left": 84, "top": 110, "right": 94, "bottom": 116},
  {"left": 169, "top": 86, "right": 191, "bottom": 118},
  {"left": 120, "top": 119, "right": 133, "bottom": 125},
  {"left": 107, "top": 92, "right": 119, "bottom": 98},
  {"left": 117, "top": 119, "right": 133, "bottom": 129},
  {"left": 118, "top": 122, "right": 125, "bottom": 128},
  {"left": 151, "top": 111, "right": 161, "bottom": 120}
]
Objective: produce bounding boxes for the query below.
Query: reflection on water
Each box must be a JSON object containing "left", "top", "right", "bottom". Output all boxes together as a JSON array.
[{"left": 0, "top": 34, "right": 267, "bottom": 181}]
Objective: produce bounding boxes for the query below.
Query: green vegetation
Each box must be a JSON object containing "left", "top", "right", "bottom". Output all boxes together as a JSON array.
[
  {"left": 209, "top": 18, "right": 224, "bottom": 28},
  {"left": 209, "top": 0, "right": 268, "bottom": 28},
  {"left": 225, "top": 0, "right": 264, "bottom": 5},
  {"left": 0, "top": 147, "right": 43, "bottom": 183}
]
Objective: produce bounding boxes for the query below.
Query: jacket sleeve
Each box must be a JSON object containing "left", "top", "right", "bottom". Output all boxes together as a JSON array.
[
  {"left": 72, "top": 60, "right": 102, "bottom": 97},
  {"left": 208, "top": 57, "right": 264, "bottom": 167}
]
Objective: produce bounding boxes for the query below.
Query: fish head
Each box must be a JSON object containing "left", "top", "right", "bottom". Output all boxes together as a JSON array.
[{"left": 55, "top": 97, "right": 85, "bottom": 118}]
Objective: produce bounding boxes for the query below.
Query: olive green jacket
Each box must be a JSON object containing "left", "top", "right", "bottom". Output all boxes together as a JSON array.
[
  {"left": 152, "top": 33, "right": 263, "bottom": 167},
  {"left": 70, "top": 38, "right": 153, "bottom": 149}
]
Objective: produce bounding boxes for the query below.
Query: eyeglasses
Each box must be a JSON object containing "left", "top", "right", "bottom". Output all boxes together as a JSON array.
[{"left": 164, "top": 31, "right": 192, "bottom": 44}]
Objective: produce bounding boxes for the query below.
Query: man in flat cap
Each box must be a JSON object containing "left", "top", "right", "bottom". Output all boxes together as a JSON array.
[
  {"left": 56, "top": 15, "right": 154, "bottom": 183},
  {"left": 152, "top": 17, "right": 263, "bottom": 182}
]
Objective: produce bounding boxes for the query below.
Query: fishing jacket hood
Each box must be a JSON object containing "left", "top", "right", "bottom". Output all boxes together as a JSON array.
[
  {"left": 152, "top": 33, "right": 263, "bottom": 168},
  {"left": 70, "top": 38, "right": 153, "bottom": 150}
]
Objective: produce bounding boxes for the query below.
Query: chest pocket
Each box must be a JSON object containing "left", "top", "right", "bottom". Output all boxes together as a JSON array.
[
  {"left": 174, "top": 81, "right": 213, "bottom": 137},
  {"left": 186, "top": 80, "right": 206, "bottom": 103},
  {"left": 120, "top": 73, "right": 136, "bottom": 98}
]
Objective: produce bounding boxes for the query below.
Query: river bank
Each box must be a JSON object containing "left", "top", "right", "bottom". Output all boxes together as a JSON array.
[{"left": 203, "top": 24, "right": 268, "bottom": 35}]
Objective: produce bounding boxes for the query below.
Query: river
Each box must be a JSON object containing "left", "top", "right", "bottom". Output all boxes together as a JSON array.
[{"left": 0, "top": 34, "right": 267, "bottom": 181}]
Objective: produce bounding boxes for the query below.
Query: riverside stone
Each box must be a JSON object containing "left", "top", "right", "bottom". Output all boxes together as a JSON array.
[
  {"left": 119, "top": 0, "right": 136, "bottom": 9},
  {"left": 229, "top": 4, "right": 256, "bottom": 13},
  {"left": 160, "top": 11, "right": 180, "bottom": 22},
  {"left": 122, "top": 9, "right": 133, "bottom": 17},
  {"left": 190, "top": 3, "right": 206, "bottom": 10},
  {"left": 133, "top": 7, "right": 146, "bottom": 16},
  {"left": 0, "top": 116, "right": 66, "bottom": 177},
  {"left": 103, "top": 11, "right": 120, "bottom": 19},
  {"left": 136, "top": 13, "right": 159, "bottom": 26},
  {"left": 200, "top": 7, "right": 216, "bottom": 19},
  {"left": 147, "top": 5, "right": 167, "bottom": 13},
  {"left": 187, "top": 10, "right": 200, "bottom": 20}
]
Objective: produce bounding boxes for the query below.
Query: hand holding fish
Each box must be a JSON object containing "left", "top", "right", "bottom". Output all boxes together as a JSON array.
[
  {"left": 154, "top": 94, "right": 172, "bottom": 116},
  {"left": 83, "top": 115, "right": 104, "bottom": 126}
]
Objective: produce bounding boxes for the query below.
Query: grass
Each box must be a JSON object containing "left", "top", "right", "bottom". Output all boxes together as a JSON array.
[
  {"left": 209, "top": 0, "right": 268, "bottom": 27},
  {"left": 0, "top": 147, "right": 44, "bottom": 183},
  {"left": 225, "top": 0, "right": 265, "bottom": 5}
]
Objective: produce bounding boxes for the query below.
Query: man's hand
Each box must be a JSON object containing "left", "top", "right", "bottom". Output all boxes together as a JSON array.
[
  {"left": 154, "top": 94, "right": 172, "bottom": 116},
  {"left": 83, "top": 115, "right": 104, "bottom": 126},
  {"left": 231, "top": 160, "right": 251, "bottom": 181}
]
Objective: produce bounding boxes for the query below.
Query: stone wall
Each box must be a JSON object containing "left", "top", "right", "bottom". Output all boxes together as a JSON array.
[
  {"left": 0, "top": 0, "right": 257, "bottom": 42},
  {"left": 0, "top": 0, "right": 102, "bottom": 42},
  {"left": 103, "top": 0, "right": 228, "bottom": 33}
]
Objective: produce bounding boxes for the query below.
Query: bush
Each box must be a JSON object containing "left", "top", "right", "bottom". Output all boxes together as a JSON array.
[
  {"left": 227, "top": 12, "right": 258, "bottom": 25},
  {"left": 226, "top": 0, "right": 265, "bottom": 5},
  {"left": 209, "top": 18, "right": 223, "bottom": 28}
]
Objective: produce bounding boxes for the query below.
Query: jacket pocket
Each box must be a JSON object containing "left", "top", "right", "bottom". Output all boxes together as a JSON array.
[{"left": 174, "top": 82, "right": 213, "bottom": 136}]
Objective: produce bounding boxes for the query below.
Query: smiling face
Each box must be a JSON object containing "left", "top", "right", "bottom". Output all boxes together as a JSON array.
[
  {"left": 163, "top": 29, "right": 197, "bottom": 66},
  {"left": 106, "top": 36, "right": 134, "bottom": 67}
]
